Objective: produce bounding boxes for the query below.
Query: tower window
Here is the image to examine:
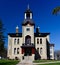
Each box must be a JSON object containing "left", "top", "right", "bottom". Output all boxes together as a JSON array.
[
  {"left": 26, "top": 28, "right": 30, "bottom": 31},
  {"left": 40, "top": 38, "right": 42, "bottom": 44},
  {"left": 37, "top": 38, "right": 39, "bottom": 44}
]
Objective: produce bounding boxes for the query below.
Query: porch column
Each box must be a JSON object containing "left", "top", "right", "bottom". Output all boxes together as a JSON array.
[
  {"left": 21, "top": 48, "right": 24, "bottom": 54},
  {"left": 32, "top": 48, "right": 35, "bottom": 54}
]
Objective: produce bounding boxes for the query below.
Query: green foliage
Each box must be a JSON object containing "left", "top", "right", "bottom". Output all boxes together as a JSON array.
[
  {"left": 0, "top": 59, "right": 19, "bottom": 65},
  {"left": 52, "top": 6, "right": 60, "bottom": 15},
  {"left": 0, "top": 19, "right": 6, "bottom": 57}
]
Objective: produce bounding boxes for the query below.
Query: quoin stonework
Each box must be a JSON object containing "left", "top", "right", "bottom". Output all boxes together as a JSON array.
[{"left": 7, "top": 6, "right": 54, "bottom": 61}]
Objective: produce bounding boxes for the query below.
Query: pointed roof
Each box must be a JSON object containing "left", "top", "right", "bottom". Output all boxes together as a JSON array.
[
  {"left": 27, "top": 4, "right": 29, "bottom": 10},
  {"left": 25, "top": 4, "right": 32, "bottom": 13}
]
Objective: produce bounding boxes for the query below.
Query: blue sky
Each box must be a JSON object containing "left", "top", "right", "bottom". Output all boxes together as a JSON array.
[{"left": 0, "top": 0, "right": 60, "bottom": 50}]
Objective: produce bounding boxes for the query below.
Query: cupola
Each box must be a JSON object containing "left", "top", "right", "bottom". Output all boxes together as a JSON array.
[{"left": 24, "top": 4, "right": 33, "bottom": 19}]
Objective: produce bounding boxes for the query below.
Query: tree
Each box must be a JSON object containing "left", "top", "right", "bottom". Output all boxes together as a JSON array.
[
  {"left": 0, "top": 19, "right": 6, "bottom": 57},
  {"left": 52, "top": 6, "right": 60, "bottom": 15}
]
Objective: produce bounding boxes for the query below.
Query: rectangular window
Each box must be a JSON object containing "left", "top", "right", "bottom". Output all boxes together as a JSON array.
[
  {"left": 40, "top": 39, "right": 42, "bottom": 44},
  {"left": 50, "top": 51, "right": 52, "bottom": 54},
  {"left": 50, "top": 46, "right": 52, "bottom": 49},
  {"left": 50, "top": 55, "right": 52, "bottom": 58}
]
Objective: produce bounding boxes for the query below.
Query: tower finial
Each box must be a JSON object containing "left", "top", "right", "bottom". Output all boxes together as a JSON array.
[
  {"left": 27, "top": 4, "right": 29, "bottom": 10},
  {"left": 16, "top": 25, "right": 19, "bottom": 33}
]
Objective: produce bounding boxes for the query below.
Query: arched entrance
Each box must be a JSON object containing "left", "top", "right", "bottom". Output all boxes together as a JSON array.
[
  {"left": 25, "top": 35, "right": 31, "bottom": 45},
  {"left": 21, "top": 35, "right": 35, "bottom": 57}
]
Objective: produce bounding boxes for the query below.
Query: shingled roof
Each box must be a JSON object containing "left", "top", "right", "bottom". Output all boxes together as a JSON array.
[
  {"left": 34, "top": 33, "right": 50, "bottom": 37},
  {"left": 8, "top": 32, "right": 50, "bottom": 37},
  {"left": 22, "top": 19, "right": 35, "bottom": 26},
  {"left": 8, "top": 33, "right": 22, "bottom": 37}
]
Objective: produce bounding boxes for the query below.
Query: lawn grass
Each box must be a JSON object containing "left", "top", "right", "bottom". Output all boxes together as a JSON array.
[
  {"left": 33, "top": 60, "right": 59, "bottom": 63},
  {"left": 38, "top": 63, "right": 60, "bottom": 65},
  {"left": 0, "top": 59, "right": 19, "bottom": 65}
]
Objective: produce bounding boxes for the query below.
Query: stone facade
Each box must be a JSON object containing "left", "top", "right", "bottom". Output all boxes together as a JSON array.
[{"left": 7, "top": 6, "right": 54, "bottom": 61}]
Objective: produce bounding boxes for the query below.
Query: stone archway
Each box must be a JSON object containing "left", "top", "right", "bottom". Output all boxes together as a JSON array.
[{"left": 25, "top": 35, "right": 31, "bottom": 45}]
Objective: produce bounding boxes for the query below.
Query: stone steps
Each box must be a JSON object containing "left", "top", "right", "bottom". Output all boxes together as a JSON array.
[{"left": 16, "top": 56, "right": 34, "bottom": 65}]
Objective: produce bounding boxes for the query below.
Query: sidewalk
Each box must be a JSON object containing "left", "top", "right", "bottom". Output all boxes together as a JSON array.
[
  {"left": 33, "top": 61, "right": 60, "bottom": 65},
  {"left": 16, "top": 60, "right": 60, "bottom": 65}
]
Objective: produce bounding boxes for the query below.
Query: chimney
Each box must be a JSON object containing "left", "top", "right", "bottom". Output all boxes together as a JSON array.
[
  {"left": 16, "top": 26, "right": 19, "bottom": 33},
  {"left": 36, "top": 27, "right": 40, "bottom": 33}
]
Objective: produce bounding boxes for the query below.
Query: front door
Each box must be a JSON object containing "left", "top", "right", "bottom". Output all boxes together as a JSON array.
[{"left": 24, "top": 48, "right": 32, "bottom": 56}]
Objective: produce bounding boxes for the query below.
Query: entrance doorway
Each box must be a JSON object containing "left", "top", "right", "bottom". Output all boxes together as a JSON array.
[{"left": 24, "top": 48, "right": 32, "bottom": 56}]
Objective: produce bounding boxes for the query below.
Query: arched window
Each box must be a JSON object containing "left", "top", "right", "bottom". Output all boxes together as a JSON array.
[
  {"left": 40, "top": 38, "right": 42, "bottom": 44},
  {"left": 14, "top": 48, "right": 16, "bottom": 54},
  {"left": 17, "top": 48, "right": 19, "bottom": 54},
  {"left": 37, "top": 38, "right": 39, "bottom": 44},
  {"left": 37, "top": 48, "right": 39, "bottom": 53},
  {"left": 40, "top": 48, "right": 42, "bottom": 54},
  {"left": 17, "top": 39, "right": 19, "bottom": 44},
  {"left": 14, "top": 39, "right": 16, "bottom": 45},
  {"left": 25, "top": 35, "right": 31, "bottom": 45}
]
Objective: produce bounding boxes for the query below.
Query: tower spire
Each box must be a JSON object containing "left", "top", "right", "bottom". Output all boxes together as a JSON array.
[{"left": 27, "top": 4, "right": 29, "bottom": 10}]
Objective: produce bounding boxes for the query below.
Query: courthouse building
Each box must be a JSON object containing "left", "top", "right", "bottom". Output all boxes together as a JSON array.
[{"left": 7, "top": 6, "right": 54, "bottom": 61}]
